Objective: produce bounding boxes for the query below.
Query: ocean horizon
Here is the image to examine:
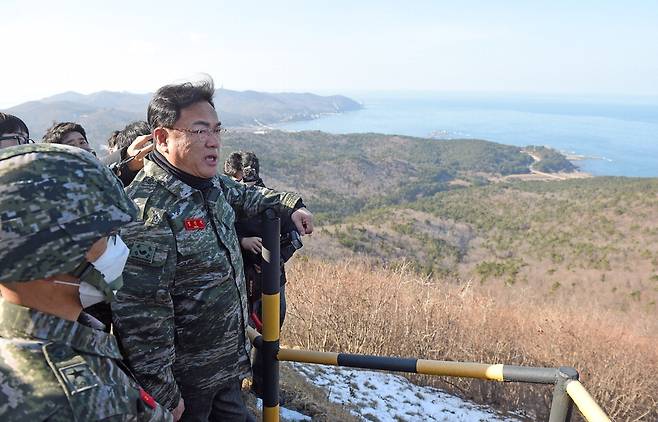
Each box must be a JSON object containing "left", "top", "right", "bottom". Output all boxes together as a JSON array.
[{"left": 277, "top": 92, "right": 658, "bottom": 177}]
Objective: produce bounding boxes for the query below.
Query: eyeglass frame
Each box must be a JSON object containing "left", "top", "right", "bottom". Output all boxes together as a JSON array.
[
  {"left": 0, "top": 134, "right": 35, "bottom": 146},
  {"left": 165, "top": 123, "right": 226, "bottom": 140}
]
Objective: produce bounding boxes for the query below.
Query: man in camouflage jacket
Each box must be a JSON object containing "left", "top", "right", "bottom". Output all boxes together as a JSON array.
[
  {"left": 0, "top": 144, "right": 172, "bottom": 422},
  {"left": 112, "top": 78, "right": 314, "bottom": 421}
]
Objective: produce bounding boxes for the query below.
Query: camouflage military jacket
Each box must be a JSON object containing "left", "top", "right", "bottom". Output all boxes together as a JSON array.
[
  {"left": 0, "top": 298, "right": 172, "bottom": 421},
  {"left": 112, "top": 158, "right": 301, "bottom": 410}
]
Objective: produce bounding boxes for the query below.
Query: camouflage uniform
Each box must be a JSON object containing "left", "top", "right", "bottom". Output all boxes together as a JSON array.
[
  {"left": 0, "top": 144, "right": 172, "bottom": 421},
  {"left": 0, "top": 298, "right": 172, "bottom": 421},
  {"left": 112, "top": 157, "right": 301, "bottom": 411}
]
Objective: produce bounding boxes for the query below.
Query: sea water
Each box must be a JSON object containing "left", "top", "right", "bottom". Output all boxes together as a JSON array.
[{"left": 277, "top": 92, "right": 658, "bottom": 177}]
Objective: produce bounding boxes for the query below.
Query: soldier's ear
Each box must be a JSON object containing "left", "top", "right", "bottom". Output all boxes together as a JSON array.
[{"left": 153, "top": 127, "right": 169, "bottom": 153}]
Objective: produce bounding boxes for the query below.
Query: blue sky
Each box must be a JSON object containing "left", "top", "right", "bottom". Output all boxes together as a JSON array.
[{"left": 2, "top": 1, "right": 657, "bottom": 107}]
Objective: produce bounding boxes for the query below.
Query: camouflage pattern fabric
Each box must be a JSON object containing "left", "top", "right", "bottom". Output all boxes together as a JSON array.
[
  {"left": 0, "top": 144, "right": 137, "bottom": 283},
  {"left": 112, "top": 157, "right": 301, "bottom": 410},
  {"left": 0, "top": 298, "right": 172, "bottom": 421}
]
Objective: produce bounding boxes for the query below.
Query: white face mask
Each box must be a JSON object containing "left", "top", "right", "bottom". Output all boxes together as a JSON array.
[
  {"left": 53, "top": 280, "right": 108, "bottom": 308},
  {"left": 93, "top": 235, "right": 130, "bottom": 284},
  {"left": 54, "top": 235, "right": 130, "bottom": 308}
]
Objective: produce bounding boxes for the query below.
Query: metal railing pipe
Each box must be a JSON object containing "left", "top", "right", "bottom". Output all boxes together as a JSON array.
[
  {"left": 548, "top": 367, "right": 578, "bottom": 422},
  {"left": 566, "top": 380, "right": 611, "bottom": 422},
  {"left": 249, "top": 343, "right": 609, "bottom": 422},
  {"left": 502, "top": 365, "right": 559, "bottom": 384},
  {"left": 261, "top": 210, "right": 281, "bottom": 422},
  {"left": 417, "top": 359, "right": 504, "bottom": 381},
  {"left": 276, "top": 348, "right": 561, "bottom": 385},
  {"left": 251, "top": 223, "right": 611, "bottom": 422}
]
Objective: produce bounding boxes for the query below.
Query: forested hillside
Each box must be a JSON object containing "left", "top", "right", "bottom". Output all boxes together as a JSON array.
[{"left": 223, "top": 130, "right": 538, "bottom": 222}]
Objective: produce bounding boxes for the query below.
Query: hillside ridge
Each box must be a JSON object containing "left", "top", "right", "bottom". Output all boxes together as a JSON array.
[{"left": 3, "top": 89, "right": 361, "bottom": 149}]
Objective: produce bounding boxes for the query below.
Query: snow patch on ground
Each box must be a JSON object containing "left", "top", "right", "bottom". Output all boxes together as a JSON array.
[
  {"left": 292, "top": 363, "right": 524, "bottom": 422},
  {"left": 256, "top": 398, "right": 311, "bottom": 421}
]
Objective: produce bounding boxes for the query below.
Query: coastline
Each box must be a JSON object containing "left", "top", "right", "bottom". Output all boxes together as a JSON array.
[
  {"left": 272, "top": 93, "right": 658, "bottom": 178},
  {"left": 513, "top": 150, "right": 592, "bottom": 181}
]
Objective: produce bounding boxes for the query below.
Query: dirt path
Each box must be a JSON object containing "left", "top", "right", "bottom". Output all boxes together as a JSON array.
[{"left": 515, "top": 150, "right": 592, "bottom": 181}]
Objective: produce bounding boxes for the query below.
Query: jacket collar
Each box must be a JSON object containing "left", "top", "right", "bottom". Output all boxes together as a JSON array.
[
  {"left": 143, "top": 157, "right": 199, "bottom": 200},
  {"left": 0, "top": 298, "right": 123, "bottom": 359},
  {"left": 143, "top": 157, "right": 226, "bottom": 203}
]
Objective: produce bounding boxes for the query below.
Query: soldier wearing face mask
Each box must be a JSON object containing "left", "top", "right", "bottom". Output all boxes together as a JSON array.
[{"left": 0, "top": 144, "right": 172, "bottom": 421}]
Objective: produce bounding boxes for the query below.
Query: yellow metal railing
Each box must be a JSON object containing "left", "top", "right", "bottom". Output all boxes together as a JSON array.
[{"left": 255, "top": 213, "right": 611, "bottom": 422}]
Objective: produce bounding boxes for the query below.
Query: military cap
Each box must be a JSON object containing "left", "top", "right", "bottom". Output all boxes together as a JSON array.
[{"left": 0, "top": 144, "right": 138, "bottom": 283}]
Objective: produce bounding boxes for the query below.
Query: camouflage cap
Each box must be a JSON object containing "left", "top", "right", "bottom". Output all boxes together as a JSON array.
[{"left": 0, "top": 144, "right": 138, "bottom": 283}]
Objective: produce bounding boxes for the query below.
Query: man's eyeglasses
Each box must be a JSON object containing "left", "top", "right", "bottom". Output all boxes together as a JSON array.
[
  {"left": 167, "top": 124, "right": 226, "bottom": 140},
  {"left": 0, "top": 135, "right": 34, "bottom": 146}
]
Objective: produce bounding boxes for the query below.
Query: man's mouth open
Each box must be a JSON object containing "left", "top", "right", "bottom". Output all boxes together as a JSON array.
[{"left": 205, "top": 154, "right": 218, "bottom": 165}]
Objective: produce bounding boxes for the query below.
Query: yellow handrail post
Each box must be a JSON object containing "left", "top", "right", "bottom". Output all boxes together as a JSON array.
[
  {"left": 261, "top": 210, "right": 280, "bottom": 422},
  {"left": 566, "top": 380, "right": 611, "bottom": 422}
]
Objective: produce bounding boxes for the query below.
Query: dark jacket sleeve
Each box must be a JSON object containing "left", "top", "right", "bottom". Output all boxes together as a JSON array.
[
  {"left": 233, "top": 178, "right": 306, "bottom": 239},
  {"left": 219, "top": 175, "right": 302, "bottom": 221},
  {"left": 103, "top": 147, "right": 140, "bottom": 187}
]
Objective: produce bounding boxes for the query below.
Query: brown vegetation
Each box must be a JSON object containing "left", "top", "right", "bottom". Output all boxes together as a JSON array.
[{"left": 282, "top": 257, "right": 658, "bottom": 421}]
